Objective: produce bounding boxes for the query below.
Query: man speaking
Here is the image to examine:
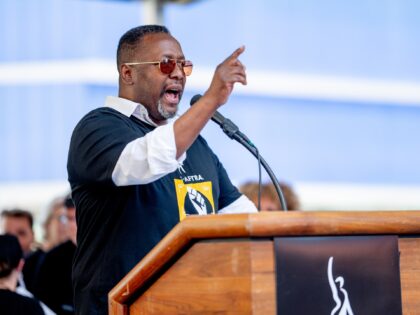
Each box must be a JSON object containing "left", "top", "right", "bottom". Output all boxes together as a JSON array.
[{"left": 67, "top": 25, "right": 257, "bottom": 314}]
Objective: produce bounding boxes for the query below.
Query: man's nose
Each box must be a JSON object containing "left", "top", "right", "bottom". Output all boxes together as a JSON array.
[{"left": 170, "top": 61, "right": 185, "bottom": 79}]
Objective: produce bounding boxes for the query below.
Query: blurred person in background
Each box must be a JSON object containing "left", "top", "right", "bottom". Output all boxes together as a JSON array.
[
  {"left": 240, "top": 181, "right": 301, "bottom": 211},
  {"left": 42, "top": 197, "right": 69, "bottom": 251},
  {"left": 0, "top": 234, "right": 44, "bottom": 314},
  {"left": 1, "top": 209, "right": 37, "bottom": 257},
  {"left": 1, "top": 209, "right": 45, "bottom": 295},
  {"left": 36, "top": 195, "right": 76, "bottom": 315}
]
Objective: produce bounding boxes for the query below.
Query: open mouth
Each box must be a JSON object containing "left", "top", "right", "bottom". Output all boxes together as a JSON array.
[{"left": 163, "top": 86, "right": 181, "bottom": 105}]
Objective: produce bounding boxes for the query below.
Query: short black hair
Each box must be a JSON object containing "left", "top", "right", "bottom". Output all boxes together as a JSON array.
[
  {"left": 1, "top": 209, "right": 34, "bottom": 229},
  {"left": 0, "top": 234, "right": 23, "bottom": 278},
  {"left": 116, "top": 25, "right": 170, "bottom": 70}
]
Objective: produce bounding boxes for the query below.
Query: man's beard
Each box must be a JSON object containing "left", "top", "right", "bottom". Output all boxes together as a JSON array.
[{"left": 157, "top": 100, "right": 178, "bottom": 119}]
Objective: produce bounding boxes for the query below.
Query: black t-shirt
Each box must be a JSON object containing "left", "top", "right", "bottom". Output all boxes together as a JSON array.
[
  {"left": 22, "top": 249, "right": 45, "bottom": 296},
  {"left": 67, "top": 107, "right": 241, "bottom": 315},
  {"left": 35, "top": 240, "right": 76, "bottom": 315},
  {"left": 0, "top": 289, "right": 44, "bottom": 315}
]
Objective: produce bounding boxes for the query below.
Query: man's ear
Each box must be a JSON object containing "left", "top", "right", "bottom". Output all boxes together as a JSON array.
[
  {"left": 120, "top": 64, "right": 134, "bottom": 85},
  {"left": 30, "top": 230, "right": 35, "bottom": 244}
]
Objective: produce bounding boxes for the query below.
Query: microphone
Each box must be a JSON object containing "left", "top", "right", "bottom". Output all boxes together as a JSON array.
[
  {"left": 190, "top": 94, "right": 254, "bottom": 147},
  {"left": 189, "top": 94, "right": 288, "bottom": 211}
]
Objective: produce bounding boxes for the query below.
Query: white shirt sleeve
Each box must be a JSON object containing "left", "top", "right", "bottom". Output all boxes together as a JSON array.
[
  {"left": 218, "top": 195, "right": 258, "bottom": 214},
  {"left": 112, "top": 122, "right": 186, "bottom": 186}
]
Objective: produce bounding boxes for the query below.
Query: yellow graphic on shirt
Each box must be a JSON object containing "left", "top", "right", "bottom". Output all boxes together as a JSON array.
[{"left": 174, "top": 179, "right": 215, "bottom": 221}]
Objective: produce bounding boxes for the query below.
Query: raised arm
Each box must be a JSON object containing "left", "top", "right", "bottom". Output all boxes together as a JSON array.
[{"left": 174, "top": 46, "right": 247, "bottom": 158}]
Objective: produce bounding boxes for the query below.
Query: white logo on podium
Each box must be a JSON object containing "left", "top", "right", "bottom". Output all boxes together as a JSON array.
[{"left": 328, "top": 256, "right": 354, "bottom": 315}]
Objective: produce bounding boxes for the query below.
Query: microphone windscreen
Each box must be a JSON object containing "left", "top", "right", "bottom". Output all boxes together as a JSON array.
[{"left": 190, "top": 94, "right": 202, "bottom": 106}]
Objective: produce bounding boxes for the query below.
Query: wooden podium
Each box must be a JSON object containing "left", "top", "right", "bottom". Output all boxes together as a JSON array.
[{"left": 109, "top": 211, "right": 420, "bottom": 314}]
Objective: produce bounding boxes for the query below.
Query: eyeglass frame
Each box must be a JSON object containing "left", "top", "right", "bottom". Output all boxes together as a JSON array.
[{"left": 124, "top": 57, "right": 193, "bottom": 76}]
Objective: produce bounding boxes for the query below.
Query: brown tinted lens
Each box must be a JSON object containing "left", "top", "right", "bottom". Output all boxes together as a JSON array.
[
  {"left": 183, "top": 61, "right": 193, "bottom": 76},
  {"left": 159, "top": 59, "right": 176, "bottom": 74}
]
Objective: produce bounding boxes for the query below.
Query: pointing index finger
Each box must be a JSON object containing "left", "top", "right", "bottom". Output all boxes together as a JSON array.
[{"left": 227, "top": 45, "right": 245, "bottom": 62}]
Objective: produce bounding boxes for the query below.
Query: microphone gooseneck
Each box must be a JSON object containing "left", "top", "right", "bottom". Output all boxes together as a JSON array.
[{"left": 190, "top": 94, "right": 288, "bottom": 211}]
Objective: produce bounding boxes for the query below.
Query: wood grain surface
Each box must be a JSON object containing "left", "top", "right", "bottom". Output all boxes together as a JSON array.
[
  {"left": 400, "top": 237, "right": 420, "bottom": 314},
  {"left": 108, "top": 211, "right": 420, "bottom": 314}
]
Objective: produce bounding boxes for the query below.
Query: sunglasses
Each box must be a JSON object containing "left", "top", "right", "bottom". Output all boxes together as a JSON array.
[{"left": 125, "top": 58, "right": 193, "bottom": 76}]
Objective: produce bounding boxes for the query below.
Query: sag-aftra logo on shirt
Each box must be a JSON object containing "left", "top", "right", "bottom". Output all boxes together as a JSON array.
[{"left": 174, "top": 176, "right": 215, "bottom": 221}]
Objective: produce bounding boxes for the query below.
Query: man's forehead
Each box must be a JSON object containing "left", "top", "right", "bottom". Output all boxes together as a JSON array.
[
  {"left": 137, "top": 33, "right": 184, "bottom": 57},
  {"left": 2, "top": 216, "right": 31, "bottom": 228}
]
